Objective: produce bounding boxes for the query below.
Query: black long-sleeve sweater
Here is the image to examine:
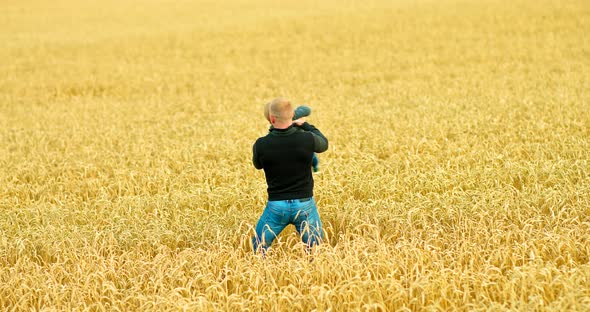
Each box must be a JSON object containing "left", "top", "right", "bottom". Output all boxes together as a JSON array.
[{"left": 252, "top": 122, "right": 328, "bottom": 201}]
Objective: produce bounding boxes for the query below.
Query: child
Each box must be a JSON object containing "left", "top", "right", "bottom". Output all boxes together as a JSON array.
[{"left": 264, "top": 103, "right": 320, "bottom": 172}]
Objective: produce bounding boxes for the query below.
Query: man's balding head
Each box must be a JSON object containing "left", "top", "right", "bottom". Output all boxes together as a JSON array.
[{"left": 267, "top": 98, "right": 294, "bottom": 124}]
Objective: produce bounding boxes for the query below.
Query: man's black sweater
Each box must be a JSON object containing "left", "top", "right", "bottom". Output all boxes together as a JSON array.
[{"left": 252, "top": 122, "right": 328, "bottom": 201}]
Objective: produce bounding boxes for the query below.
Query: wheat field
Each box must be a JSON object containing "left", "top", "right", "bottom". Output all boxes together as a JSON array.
[{"left": 1, "top": 0, "right": 589, "bottom": 310}]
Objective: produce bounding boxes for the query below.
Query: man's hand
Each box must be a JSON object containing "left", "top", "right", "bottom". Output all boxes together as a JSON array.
[{"left": 293, "top": 117, "right": 307, "bottom": 126}]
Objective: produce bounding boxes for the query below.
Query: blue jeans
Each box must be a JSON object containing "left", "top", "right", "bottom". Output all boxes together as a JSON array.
[{"left": 252, "top": 197, "right": 324, "bottom": 253}]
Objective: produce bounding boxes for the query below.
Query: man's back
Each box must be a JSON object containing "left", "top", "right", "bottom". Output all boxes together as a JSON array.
[{"left": 253, "top": 126, "right": 321, "bottom": 201}]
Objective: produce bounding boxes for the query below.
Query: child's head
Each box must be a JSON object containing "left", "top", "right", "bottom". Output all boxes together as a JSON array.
[{"left": 264, "top": 101, "right": 271, "bottom": 123}]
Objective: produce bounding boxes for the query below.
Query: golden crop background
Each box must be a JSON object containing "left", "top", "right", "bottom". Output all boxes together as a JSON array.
[{"left": 1, "top": 0, "right": 589, "bottom": 310}]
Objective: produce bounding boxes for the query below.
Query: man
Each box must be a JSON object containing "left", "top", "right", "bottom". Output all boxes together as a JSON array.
[{"left": 252, "top": 98, "right": 329, "bottom": 254}]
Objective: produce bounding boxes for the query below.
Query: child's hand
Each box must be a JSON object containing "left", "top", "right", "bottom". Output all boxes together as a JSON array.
[{"left": 293, "top": 118, "right": 307, "bottom": 126}]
